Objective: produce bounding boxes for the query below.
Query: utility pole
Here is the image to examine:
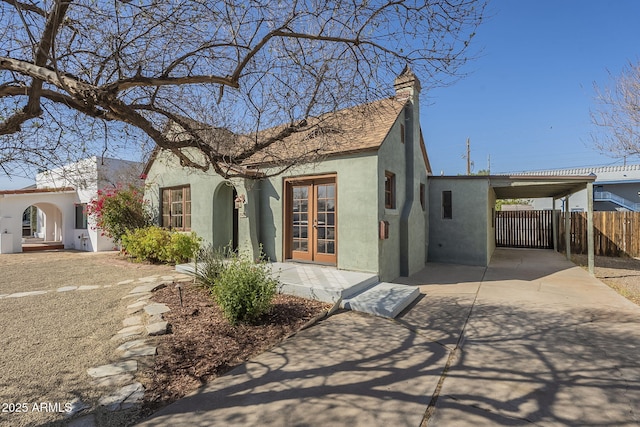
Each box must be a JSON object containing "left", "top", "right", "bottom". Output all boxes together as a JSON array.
[{"left": 466, "top": 138, "right": 471, "bottom": 175}]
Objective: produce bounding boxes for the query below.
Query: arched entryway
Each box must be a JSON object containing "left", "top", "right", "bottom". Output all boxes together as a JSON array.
[
  {"left": 212, "top": 182, "right": 239, "bottom": 252},
  {"left": 21, "top": 202, "right": 64, "bottom": 251}
]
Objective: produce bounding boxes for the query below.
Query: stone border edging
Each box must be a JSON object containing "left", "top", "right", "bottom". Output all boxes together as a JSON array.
[{"left": 65, "top": 273, "right": 192, "bottom": 426}]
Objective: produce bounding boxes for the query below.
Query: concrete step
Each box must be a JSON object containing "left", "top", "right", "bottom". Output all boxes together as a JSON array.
[
  {"left": 275, "top": 264, "right": 379, "bottom": 304},
  {"left": 342, "top": 282, "right": 421, "bottom": 319}
]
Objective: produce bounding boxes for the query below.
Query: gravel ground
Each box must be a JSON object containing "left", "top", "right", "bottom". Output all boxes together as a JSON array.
[{"left": 0, "top": 251, "right": 173, "bottom": 427}]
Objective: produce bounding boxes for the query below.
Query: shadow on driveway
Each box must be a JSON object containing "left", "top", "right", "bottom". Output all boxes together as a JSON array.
[{"left": 139, "top": 249, "right": 640, "bottom": 427}]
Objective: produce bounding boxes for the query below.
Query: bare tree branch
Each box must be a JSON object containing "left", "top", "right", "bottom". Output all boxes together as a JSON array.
[
  {"left": 591, "top": 61, "right": 640, "bottom": 159},
  {"left": 0, "top": 0, "right": 486, "bottom": 178}
]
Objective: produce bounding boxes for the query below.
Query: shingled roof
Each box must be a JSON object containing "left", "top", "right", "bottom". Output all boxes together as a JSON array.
[
  {"left": 242, "top": 97, "right": 407, "bottom": 167},
  {"left": 145, "top": 95, "right": 418, "bottom": 175}
]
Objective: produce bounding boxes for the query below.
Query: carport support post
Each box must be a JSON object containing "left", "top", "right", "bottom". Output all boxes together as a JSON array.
[
  {"left": 552, "top": 197, "right": 558, "bottom": 252},
  {"left": 587, "top": 182, "right": 595, "bottom": 275},
  {"left": 564, "top": 196, "right": 571, "bottom": 261}
]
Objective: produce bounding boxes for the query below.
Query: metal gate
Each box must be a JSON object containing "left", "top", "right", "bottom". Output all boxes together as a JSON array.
[{"left": 495, "top": 210, "right": 553, "bottom": 249}]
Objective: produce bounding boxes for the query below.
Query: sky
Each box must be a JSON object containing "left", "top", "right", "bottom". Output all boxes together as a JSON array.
[
  {"left": 423, "top": 0, "right": 640, "bottom": 176},
  {"left": 1, "top": 0, "right": 639, "bottom": 189}
]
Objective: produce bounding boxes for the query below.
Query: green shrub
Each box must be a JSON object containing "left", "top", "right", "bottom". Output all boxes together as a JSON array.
[
  {"left": 211, "top": 255, "right": 278, "bottom": 325},
  {"left": 166, "top": 231, "right": 202, "bottom": 264},
  {"left": 193, "top": 243, "right": 231, "bottom": 289},
  {"left": 121, "top": 226, "right": 200, "bottom": 264}
]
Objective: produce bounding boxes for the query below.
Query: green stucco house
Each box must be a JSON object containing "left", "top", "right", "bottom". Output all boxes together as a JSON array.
[{"left": 144, "top": 68, "right": 431, "bottom": 282}]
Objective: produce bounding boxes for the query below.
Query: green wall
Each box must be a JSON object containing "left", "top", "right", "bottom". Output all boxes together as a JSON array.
[
  {"left": 428, "top": 177, "right": 491, "bottom": 266},
  {"left": 260, "top": 153, "right": 380, "bottom": 274},
  {"left": 377, "top": 108, "right": 429, "bottom": 281},
  {"left": 145, "top": 116, "right": 430, "bottom": 281}
]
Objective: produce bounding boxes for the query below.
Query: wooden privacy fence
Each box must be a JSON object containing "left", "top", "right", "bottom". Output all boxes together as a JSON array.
[
  {"left": 495, "top": 210, "right": 554, "bottom": 249},
  {"left": 558, "top": 211, "right": 640, "bottom": 257}
]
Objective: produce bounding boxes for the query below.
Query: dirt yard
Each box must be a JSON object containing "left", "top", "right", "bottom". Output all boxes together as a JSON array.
[
  {"left": 0, "top": 251, "right": 329, "bottom": 427},
  {"left": 0, "top": 251, "right": 174, "bottom": 427},
  {"left": 572, "top": 254, "right": 640, "bottom": 305}
]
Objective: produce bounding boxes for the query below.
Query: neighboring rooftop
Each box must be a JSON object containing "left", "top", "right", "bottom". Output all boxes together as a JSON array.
[{"left": 506, "top": 164, "right": 640, "bottom": 185}]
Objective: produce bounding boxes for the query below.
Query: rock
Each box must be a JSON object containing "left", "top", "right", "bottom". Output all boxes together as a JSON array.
[
  {"left": 93, "top": 374, "right": 134, "bottom": 388},
  {"left": 65, "top": 398, "right": 91, "bottom": 417},
  {"left": 147, "top": 314, "right": 164, "bottom": 324},
  {"left": 77, "top": 285, "right": 100, "bottom": 291},
  {"left": 146, "top": 321, "right": 169, "bottom": 336},
  {"left": 126, "top": 300, "right": 147, "bottom": 315},
  {"left": 116, "top": 339, "right": 148, "bottom": 352},
  {"left": 57, "top": 286, "right": 78, "bottom": 292},
  {"left": 122, "top": 316, "right": 143, "bottom": 327},
  {"left": 144, "top": 303, "right": 170, "bottom": 316},
  {"left": 137, "top": 275, "right": 159, "bottom": 283},
  {"left": 122, "top": 346, "right": 157, "bottom": 358},
  {"left": 116, "top": 325, "right": 144, "bottom": 336},
  {"left": 98, "top": 382, "right": 144, "bottom": 411},
  {"left": 111, "top": 326, "right": 144, "bottom": 341},
  {"left": 130, "top": 282, "right": 166, "bottom": 294},
  {"left": 6, "top": 290, "right": 47, "bottom": 298},
  {"left": 117, "top": 279, "right": 135, "bottom": 285},
  {"left": 122, "top": 292, "right": 150, "bottom": 300},
  {"left": 87, "top": 360, "right": 137, "bottom": 378}
]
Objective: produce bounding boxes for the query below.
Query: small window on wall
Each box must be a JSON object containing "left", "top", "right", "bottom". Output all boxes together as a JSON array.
[
  {"left": 400, "top": 124, "right": 405, "bottom": 144},
  {"left": 442, "top": 190, "right": 452, "bottom": 219},
  {"left": 161, "top": 185, "right": 191, "bottom": 231},
  {"left": 420, "top": 183, "right": 426, "bottom": 211},
  {"left": 384, "top": 172, "right": 396, "bottom": 209},
  {"left": 75, "top": 204, "right": 88, "bottom": 229}
]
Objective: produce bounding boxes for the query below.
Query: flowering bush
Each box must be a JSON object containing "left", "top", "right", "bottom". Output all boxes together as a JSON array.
[{"left": 86, "top": 184, "right": 153, "bottom": 244}]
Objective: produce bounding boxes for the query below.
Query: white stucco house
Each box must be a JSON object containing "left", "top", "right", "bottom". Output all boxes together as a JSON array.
[{"left": 0, "top": 156, "right": 143, "bottom": 253}]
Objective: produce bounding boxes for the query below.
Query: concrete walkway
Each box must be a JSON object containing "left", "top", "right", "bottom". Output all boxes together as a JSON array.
[{"left": 138, "top": 249, "right": 640, "bottom": 426}]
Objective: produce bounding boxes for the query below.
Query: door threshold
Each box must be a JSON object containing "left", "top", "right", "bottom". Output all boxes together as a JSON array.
[{"left": 284, "top": 259, "right": 337, "bottom": 267}]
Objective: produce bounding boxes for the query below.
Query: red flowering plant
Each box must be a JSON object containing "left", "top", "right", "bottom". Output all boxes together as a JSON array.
[{"left": 86, "top": 184, "right": 153, "bottom": 245}]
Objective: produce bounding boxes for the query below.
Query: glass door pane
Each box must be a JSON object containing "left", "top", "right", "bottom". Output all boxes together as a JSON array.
[
  {"left": 315, "top": 183, "right": 336, "bottom": 257},
  {"left": 291, "top": 185, "right": 310, "bottom": 255}
]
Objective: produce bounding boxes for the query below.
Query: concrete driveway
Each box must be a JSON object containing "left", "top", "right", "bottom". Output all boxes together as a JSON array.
[{"left": 138, "top": 249, "right": 640, "bottom": 426}]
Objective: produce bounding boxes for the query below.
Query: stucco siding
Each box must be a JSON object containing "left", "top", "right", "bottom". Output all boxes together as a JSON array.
[
  {"left": 145, "top": 150, "right": 225, "bottom": 248},
  {"left": 428, "top": 177, "right": 490, "bottom": 266},
  {"left": 377, "top": 117, "right": 406, "bottom": 281},
  {"left": 260, "top": 153, "right": 380, "bottom": 274},
  {"left": 377, "top": 106, "right": 428, "bottom": 280},
  {"left": 146, "top": 150, "right": 381, "bottom": 274}
]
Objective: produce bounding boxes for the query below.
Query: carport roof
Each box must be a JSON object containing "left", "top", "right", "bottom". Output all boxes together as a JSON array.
[
  {"left": 431, "top": 174, "right": 596, "bottom": 199},
  {"left": 490, "top": 174, "right": 596, "bottom": 199}
]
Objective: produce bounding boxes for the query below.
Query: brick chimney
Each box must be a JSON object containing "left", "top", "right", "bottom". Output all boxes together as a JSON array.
[{"left": 394, "top": 65, "right": 421, "bottom": 103}]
